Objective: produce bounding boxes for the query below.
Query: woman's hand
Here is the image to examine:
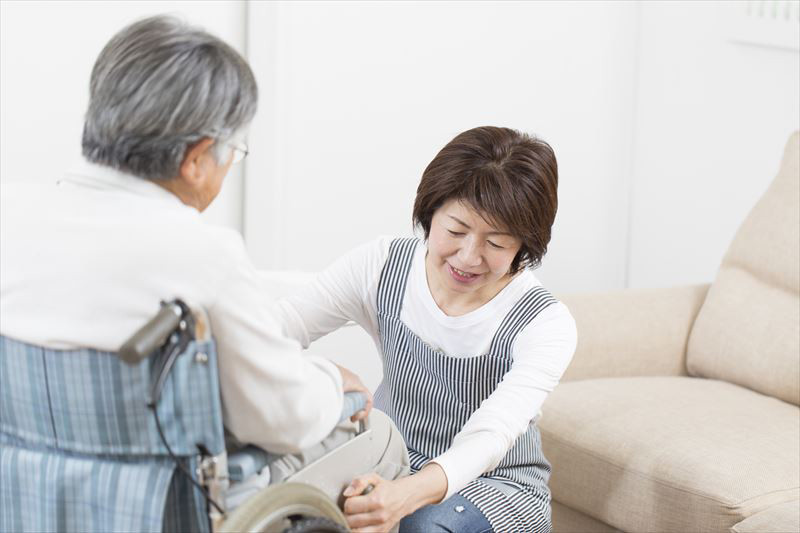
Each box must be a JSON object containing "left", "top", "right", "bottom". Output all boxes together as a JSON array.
[
  {"left": 342, "top": 473, "right": 410, "bottom": 532},
  {"left": 336, "top": 363, "right": 373, "bottom": 422},
  {"left": 342, "top": 464, "right": 448, "bottom": 532}
]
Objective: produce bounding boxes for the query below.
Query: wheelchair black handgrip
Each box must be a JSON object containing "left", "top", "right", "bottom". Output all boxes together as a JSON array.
[{"left": 119, "top": 303, "right": 183, "bottom": 365}]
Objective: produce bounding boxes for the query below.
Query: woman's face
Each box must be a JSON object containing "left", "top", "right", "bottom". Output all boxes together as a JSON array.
[{"left": 425, "top": 199, "right": 522, "bottom": 305}]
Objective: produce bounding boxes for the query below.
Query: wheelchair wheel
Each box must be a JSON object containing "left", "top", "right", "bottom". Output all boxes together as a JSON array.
[
  {"left": 285, "top": 516, "right": 348, "bottom": 533},
  {"left": 219, "top": 482, "right": 349, "bottom": 533}
]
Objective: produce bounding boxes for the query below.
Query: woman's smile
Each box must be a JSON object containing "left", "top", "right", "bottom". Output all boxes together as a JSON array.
[{"left": 447, "top": 263, "right": 481, "bottom": 283}]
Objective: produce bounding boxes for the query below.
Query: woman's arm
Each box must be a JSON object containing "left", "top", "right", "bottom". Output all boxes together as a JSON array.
[
  {"left": 270, "top": 238, "right": 390, "bottom": 347},
  {"left": 432, "top": 302, "right": 577, "bottom": 499},
  {"left": 434, "top": 302, "right": 577, "bottom": 498},
  {"left": 341, "top": 302, "right": 577, "bottom": 529}
]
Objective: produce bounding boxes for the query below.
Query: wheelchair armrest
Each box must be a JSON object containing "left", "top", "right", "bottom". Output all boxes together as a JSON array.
[
  {"left": 339, "top": 391, "right": 369, "bottom": 424},
  {"left": 228, "top": 446, "right": 272, "bottom": 483}
]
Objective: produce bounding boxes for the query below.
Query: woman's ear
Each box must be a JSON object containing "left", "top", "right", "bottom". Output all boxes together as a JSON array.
[{"left": 179, "top": 138, "right": 216, "bottom": 184}]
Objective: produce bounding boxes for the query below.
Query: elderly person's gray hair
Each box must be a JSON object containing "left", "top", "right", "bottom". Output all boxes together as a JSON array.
[{"left": 82, "top": 15, "right": 257, "bottom": 180}]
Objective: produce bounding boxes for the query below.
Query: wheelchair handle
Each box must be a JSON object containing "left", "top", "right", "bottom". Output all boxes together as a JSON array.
[{"left": 119, "top": 301, "right": 183, "bottom": 364}]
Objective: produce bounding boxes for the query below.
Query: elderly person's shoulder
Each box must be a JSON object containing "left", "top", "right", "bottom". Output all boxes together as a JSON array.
[{"left": 0, "top": 163, "right": 251, "bottom": 274}]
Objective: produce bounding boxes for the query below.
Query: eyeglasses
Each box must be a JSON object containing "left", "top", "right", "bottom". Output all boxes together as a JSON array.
[{"left": 228, "top": 141, "right": 249, "bottom": 165}]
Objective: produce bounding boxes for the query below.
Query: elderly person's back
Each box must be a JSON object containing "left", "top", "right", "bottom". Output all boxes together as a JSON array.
[{"left": 1, "top": 16, "right": 360, "bottom": 454}]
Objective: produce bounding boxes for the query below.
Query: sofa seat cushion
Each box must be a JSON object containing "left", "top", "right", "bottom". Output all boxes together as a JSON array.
[
  {"left": 731, "top": 500, "right": 800, "bottom": 533},
  {"left": 539, "top": 377, "right": 800, "bottom": 533}
]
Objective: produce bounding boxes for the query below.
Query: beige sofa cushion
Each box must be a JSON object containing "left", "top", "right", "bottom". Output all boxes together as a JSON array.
[
  {"left": 731, "top": 501, "right": 800, "bottom": 533},
  {"left": 558, "top": 285, "right": 709, "bottom": 382},
  {"left": 552, "top": 501, "right": 621, "bottom": 533},
  {"left": 687, "top": 132, "right": 800, "bottom": 406},
  {"left": 540, "top": 377, "right": 800, "bottom": 533}
]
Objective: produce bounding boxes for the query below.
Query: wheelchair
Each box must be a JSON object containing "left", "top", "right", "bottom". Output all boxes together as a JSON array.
[{"left": 0, "top": 299, "right": 378, "bottom": 533}]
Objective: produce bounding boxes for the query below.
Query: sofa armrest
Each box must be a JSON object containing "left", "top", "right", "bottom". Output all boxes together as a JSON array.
[{"left": 556, "top": 284, "right": 710, "bottom": 381}]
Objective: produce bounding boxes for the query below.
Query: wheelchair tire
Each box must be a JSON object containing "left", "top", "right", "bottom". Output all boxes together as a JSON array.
[
  {"left": 284, "top": 516, "right": 348, "bottom": 533},
  {"left": 219, "top": 482, "right": 349, "bottom": 533}
]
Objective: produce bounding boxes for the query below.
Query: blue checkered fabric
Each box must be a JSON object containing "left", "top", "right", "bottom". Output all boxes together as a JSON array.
[{"left": 0, "top": 335, "right": 224, "bottom": 532}]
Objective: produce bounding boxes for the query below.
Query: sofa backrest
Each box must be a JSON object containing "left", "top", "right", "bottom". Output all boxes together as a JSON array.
[{"left": 687, "top": 132, "right": 800, "bottom": 406}]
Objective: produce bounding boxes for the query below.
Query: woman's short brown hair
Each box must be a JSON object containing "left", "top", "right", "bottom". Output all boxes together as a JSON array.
[{"left": 413, "top": 126, "right": 558, "bottom": 273}]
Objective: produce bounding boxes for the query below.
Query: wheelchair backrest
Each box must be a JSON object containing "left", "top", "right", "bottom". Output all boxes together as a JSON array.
[{"left": 0, "top": 333, "right": 224, "bottom": 532}]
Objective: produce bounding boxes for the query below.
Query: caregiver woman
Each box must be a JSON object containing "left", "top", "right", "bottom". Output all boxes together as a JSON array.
[{"left": 276, "top": 126, "right": 576, "bottom": 533}]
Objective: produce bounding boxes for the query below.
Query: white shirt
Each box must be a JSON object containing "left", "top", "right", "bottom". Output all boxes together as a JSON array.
[
  {"left": 276, "top": 237, "right": 577, "bottom": 499},
  {"left": 0, "top": 161, "right": 344, "bottom": 454}
]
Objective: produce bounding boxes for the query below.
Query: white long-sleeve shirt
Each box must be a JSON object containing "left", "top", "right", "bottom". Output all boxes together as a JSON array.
[
  {"left": 0, "top": 161, "right": 343, "bottom": 454},
  {"left": 275, "top": 237, "right": 577, "bottom": 498}
]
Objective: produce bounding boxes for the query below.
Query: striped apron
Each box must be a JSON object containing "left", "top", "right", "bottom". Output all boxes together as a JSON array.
[{"left": 374, "top": 238, "right": 557, "bottom": 532}]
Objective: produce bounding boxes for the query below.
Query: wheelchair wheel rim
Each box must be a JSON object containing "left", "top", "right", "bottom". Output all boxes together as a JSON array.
[{"left": 219, "top": 482, "right": 349, "bottom": 533}]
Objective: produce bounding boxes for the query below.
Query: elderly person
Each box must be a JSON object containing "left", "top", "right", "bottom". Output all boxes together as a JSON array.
[{"left": 0, "top": 14, "right": 406, "bottom": 519}]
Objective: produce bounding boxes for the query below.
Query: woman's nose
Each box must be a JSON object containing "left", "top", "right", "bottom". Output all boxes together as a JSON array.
[{"left": 457, "top": 237, "right": 482, "bottom": 267}]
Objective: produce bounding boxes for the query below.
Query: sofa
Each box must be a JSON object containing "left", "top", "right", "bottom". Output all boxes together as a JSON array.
[{"left": 540, "top": 132, "right": 800, "bottom": 533}]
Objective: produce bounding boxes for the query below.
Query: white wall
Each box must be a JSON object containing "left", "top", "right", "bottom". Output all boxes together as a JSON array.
[
  {"left": 5, "top": 1, "right": 795, "bottom": 292},
  {"left": 628, "top": 1, "right": 800, "bottom": 288},
  {"left": 244, "top": 0, "right": 639, "bottom": 294},
  {"left": 242, "top": 0, "right": 643, "bottom": 385},
  {"left": 243, "top": 0, "right": 799, "bottom": 294},
  {"left": 240, "top": 1, "right": 798, "bottom": 385},
  {"left": 2, "top": 0, "right": 797, "bottom": 387},
  {"left": 0, "top": 0, "right": 246, "bottom": 231}
]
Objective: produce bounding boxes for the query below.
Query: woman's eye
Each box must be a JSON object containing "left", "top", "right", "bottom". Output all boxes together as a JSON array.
[
  {"left": 447, "top": 230, "right": 464, "bottom": 237},
  {"left": 487, "top": 240, "right": 504, "bottom": 249}
]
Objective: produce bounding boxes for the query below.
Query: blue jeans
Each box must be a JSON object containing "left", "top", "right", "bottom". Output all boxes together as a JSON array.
[{"left": 399, "top": 493, "right": 492, "bottom": 533}]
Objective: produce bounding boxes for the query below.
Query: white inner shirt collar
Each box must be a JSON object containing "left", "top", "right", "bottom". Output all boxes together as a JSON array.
[{"left": 60, "top": 158, "right": 188, "bottom": 207}]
